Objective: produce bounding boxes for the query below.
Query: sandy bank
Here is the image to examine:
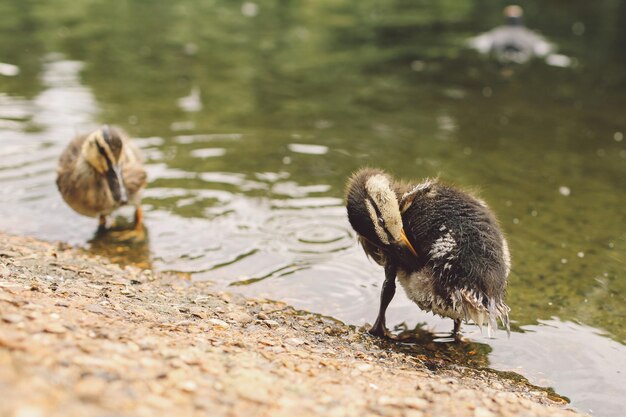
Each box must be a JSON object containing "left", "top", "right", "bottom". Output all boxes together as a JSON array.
[{"left": 0, "top": 233, "right": 581, "bottom": 417}]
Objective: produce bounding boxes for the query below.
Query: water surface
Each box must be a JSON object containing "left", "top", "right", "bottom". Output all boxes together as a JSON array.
[{"left": 0, "top": 1, "right": 624, "bottom": 416}]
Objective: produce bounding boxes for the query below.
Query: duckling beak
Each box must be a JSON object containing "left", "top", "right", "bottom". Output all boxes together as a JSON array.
[
  {"left": 400, "top": 228, "right": 418, "bottom": 258},
  {"left": 106, "top": 164, "right": 128, "bottom": 204}
]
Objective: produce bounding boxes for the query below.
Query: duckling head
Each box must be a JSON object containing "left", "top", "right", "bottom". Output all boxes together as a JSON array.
[
  {"left": 503, "top": 5, "right": 523, "bottom": 26},
  {"left": 82, "top": 125, "right": 128, "bottom": 204},
  {"left": 346, "top": 168, "right": 417, "bottom": 261}
]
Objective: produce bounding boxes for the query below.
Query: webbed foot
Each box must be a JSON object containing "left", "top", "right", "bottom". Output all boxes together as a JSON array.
[{"left": 368, "top": 321, "right": 389, "bottom": 338}]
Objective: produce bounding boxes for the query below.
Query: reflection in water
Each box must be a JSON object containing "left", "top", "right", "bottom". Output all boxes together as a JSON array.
[
  {"left": 0, "top": 2, "right": 625, "bottom": 417},
  {"left": 87, "top": 219, "right": 152, "bottom": 270},
  {"left": 177, "top": 86, "right": 202, "bottom": 113},
  {"left": 390, "top": 324, "right": 492, "bottom": 369},
  {"left": 0, "top": 62, "right": 20, "bottom": 77}
]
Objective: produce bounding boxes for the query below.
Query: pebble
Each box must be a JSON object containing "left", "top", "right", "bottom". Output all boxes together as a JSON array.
[
  {"left": 378, "top": 396, "right": 404, "bottom": 407},
  {"left": 227, "top": 369, "right": 273, "bottom": 404},
  {"left": 269, "top": 346, "right": 285, "bottom": 354},
  {"left": 2, "top": 314, "right": 24, "bottom": 324},
  {"left": 75, "top": 376, "right": 107, "bottom": 398},
  {"left": 208, "top": 318, "right": 230, "bottom": 329},
  {"left": 189, "top": 307, "right": 207, "bottom": 319},
  {"left": 180, "top": 353, "right": 201, "bottom": 366},
  {"left": 261, "top": 303, "right": 280, "bottom": 312},
  {"left": 178, "top": 380, "right": 198, "bottom": 393},
  {"left": 43, "top": 323, "right": 66, "bottom": 334},
  {"left": 226, "top": 310, "right": 254, "bottom": 325},
  {"left": 0, "top": 265, "right": 10, "bottom": 278},
  {"left": 85, "top": 304, "right": 108, "bottom": 316},
  {"left": 285, "top": 337, "right": 305, "bottom": 346},
  {"left": 405, "top": 397, "right": 429, "bottom": 409},
  {"left": 474, "top": 407, "right": 496, "bottom": 417},
  {"left": 263, "top": 320, "right": 280, "bottom": 329},
  {"left": 356, "top": 363, "right": 373, "bottom": 372},
  {"left": 12, "top": 406, "right": 45, "bottom": 417}
]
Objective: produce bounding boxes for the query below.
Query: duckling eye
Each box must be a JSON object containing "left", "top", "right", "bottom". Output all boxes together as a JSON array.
[{"left": 377, "top": 216, "right": 385, "bottom": 227}]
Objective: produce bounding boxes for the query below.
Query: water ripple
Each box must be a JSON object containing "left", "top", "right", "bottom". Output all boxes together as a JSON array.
[{"left": 260, "top": 209, "right": 352, "bottom": 254}]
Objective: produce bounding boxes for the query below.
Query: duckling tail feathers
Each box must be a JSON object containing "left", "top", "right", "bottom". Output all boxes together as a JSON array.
[
  {"left": 489, "top": 297, "right": 511, "bottom": 338},
  {"left": 457, "top": 289, "right": 511, "bottom": 338}
]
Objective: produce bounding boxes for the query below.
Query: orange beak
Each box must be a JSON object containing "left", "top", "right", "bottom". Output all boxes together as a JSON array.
[{"left": 400, "top": 228, "right": 418, "bottom": 257}]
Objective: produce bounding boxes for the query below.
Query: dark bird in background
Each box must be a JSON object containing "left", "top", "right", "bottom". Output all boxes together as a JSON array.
[
  {"left": 468, "top": 5, "right": 553, "bottom": 65},
  {"left": 56, "top": 125, "right": 147, "bottom": 231},
  {"left": 345, "top": 168, "right": 511, "bottom": 338}
]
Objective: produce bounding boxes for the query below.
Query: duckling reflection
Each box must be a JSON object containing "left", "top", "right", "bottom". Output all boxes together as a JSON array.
[
  {"left": 345, "top": 168, "right": 510, "bottom": 339},
  {"left": 388, "top": 323, "right": 492, "bottom": 369},
  {"left": 56, "top": 125, "right": 147, "bottom": 233},
  {"left": 88, "top": 218, "right": 151, "bottom": 270},
  {"left": 467, "top": 5, "right": 553, "bottom": 65}
]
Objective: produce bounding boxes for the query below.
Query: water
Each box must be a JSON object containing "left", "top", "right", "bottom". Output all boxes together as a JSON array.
[{"left": 1, "top": 1, "right": 625, "bottom": 415}]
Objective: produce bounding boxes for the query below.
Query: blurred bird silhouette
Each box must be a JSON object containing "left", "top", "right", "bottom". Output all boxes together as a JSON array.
[{"left": 468, "top": 5, "right": 553, "bottom": 65}]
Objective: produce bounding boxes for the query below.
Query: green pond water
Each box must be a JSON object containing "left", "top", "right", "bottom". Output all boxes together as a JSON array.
[{"left": 0, "top": 1, "right": 624, "bottom": 416}]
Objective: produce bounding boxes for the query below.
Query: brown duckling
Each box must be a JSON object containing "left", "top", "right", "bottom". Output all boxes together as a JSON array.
[
  {"left": 56, "top": 125, "right": 147, "bottom": 230},
  {"left": 345, "top": 168, "right": 510, "bottom": 338}
]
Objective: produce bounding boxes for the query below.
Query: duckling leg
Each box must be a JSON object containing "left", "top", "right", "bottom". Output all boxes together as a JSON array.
[
  {"left": 98, "top": 215, "right": 107, "bottom": 232},
  {"left": 106, "top": 207, "right": 145, "bottom": 242},
  {"left": 369, "top": 263, "right": 397, "bottom": 338},
  {"left": 134, "top": 206, "right": 144, "bottom": 230},
  {"left": 452, "top": 319, "right": 462, "bottom": 337}
]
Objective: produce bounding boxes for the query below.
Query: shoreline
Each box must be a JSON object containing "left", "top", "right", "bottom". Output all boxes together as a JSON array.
[{"left": 0, "top": 232, "right": 582, "bottom": 417}]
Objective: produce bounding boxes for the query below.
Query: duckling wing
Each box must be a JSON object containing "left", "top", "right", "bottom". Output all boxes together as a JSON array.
[
  {"left": 402, "top": 184, "right": 508, "bottom": 295},
  {"left": 57, "top": 134, "right": 88, "bottom": 175},
  {"left": 123, "top": 166, "right": 147, "bottom": 195},
  {"left": 120, "top": 139, "right": 147, "bottom": 196}
]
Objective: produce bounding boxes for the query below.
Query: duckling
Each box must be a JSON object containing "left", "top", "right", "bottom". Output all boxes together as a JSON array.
[
  {"left": 345, "top": 168, "right": 510, "bottom": 338},
  {"left": 56, "top": 125, "right": 147, "bottom": 230}
]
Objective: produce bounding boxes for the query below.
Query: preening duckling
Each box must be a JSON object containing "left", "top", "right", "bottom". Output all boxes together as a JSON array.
[
  {"left": 56, "top": 125, "right": 147, "bottom": 230},
  {"left": 345, "top": 168, "right": 510, "bottom": 338}
]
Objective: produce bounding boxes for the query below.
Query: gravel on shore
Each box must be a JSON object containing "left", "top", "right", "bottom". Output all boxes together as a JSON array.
[{"left": 0, "top": 232, "right": 583, "bottom": 417}]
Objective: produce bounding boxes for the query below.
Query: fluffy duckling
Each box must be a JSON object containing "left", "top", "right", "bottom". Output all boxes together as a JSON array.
[
  {"left": 56, "top": 125, "right": 147, "bottom": 230},
  {"left": 345, "top": 168, "right": 510, "bottom": 338}
]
